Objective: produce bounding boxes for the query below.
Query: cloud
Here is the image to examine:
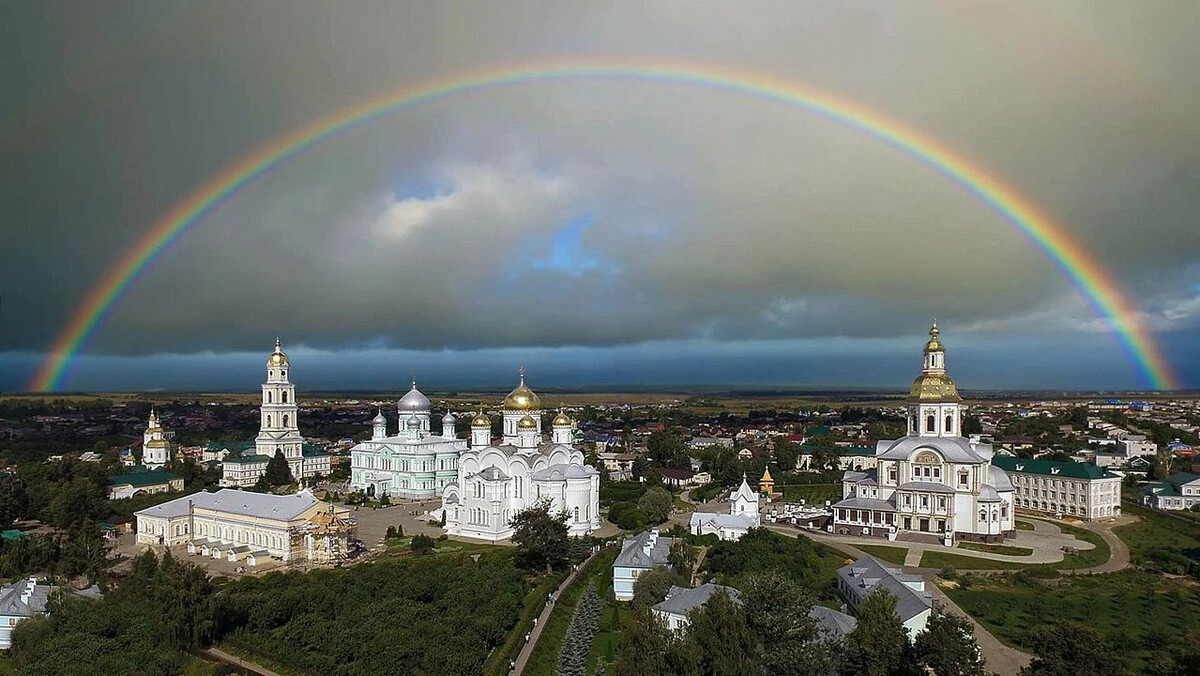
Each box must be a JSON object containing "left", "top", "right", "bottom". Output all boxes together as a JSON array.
[{"left": 1, "top": 2, "right": 1198, "bottom": 390}]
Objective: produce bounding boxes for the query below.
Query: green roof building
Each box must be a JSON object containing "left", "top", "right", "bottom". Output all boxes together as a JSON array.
[{"left": 992, "top": 456, "right": 1121, "bottom": 520}]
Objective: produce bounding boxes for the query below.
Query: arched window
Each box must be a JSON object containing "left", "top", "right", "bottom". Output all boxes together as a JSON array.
[
  {"left": 945, "top": 415, "right": 954, "bottom": 433},
  {"left": 283, "top": 414, "right": 289, "bottom": 427},
  {"left": 926, "top": 415, "right": 936, "bottom": 433},
  {"left": 282, "top": 391, "right": 288, "bottom": 403},
  {"left": 267, "top": 415, "right": 272, "bottom": 427},
  {"left": 573, "top": 506, "right": 580, "bottom": 522},
  {"left": 267, "top": 391, "right": 273, "bottom": 403}
]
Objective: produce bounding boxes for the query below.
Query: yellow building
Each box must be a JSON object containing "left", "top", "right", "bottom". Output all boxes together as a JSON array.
[{"left": 760, "top": 467, "right": 775, "bottom": 496}]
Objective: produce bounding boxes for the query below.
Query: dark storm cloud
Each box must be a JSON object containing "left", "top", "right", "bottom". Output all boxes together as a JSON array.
[{"left": 1, "top": 1, "right": 1198, "bottom": 388}]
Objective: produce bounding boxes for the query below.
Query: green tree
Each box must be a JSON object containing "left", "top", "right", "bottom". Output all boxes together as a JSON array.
[
  {"left": 615, "top": 606, "right": 674, "bottom": 676},
  {"left": 841, "top": 589, "right": 917, "bottom": 676},
  {"left": 1020, "top": 621, "right": 1125, "bottom": 676},
  {"left": 0, "top": 474, "right": 29, "bottom": 529},
  {"left": 638, "top": 486, "right": 674, "bottom": 524},
  {"left": 739, "top": 570, "right": 835, "bottom": 675},
  {"left": 684, "top": 589, "right": 757, "bottom": 675},
  {"left": 263, "top": 450, "right": 295, "bottom": 487},
  {"left": 509, "top": 498, "right": 570, "bottom": 572},
  {"left": 410, "top": 534, "right": 435, "bottom": 554},
  {"left": 60, "top": 521, "right": 110, "bottom": 585},
  {"left": 914, "top": 608, "right": 986, "bottom": 676},
  {"left": 775, "top": 441, "right": 801, "bottom": 472},
  {"left": 631, "top": 566, "right": 677, "bottom": 609},
  {"left": 647, "top": 431, "right": 689, "bottom": 469}
]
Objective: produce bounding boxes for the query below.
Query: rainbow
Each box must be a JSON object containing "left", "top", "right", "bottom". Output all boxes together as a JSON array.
[{"left": 29, "top": 59, "right": 1179, "bottom": 391}]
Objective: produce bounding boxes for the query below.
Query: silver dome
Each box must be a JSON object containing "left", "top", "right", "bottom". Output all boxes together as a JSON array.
[{"left": 398, "top": 382, "right": 432, "bottom": 412}]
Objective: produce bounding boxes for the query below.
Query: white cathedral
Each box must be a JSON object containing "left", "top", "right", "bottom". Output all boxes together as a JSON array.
[
  {"left": 441, "top": 370, "right": 601, "bottom": 542},
  {"left": 831, "top": 323, "right": 1015, "bottom": 542},
  {"left": 141, "top": 408, "right": 174, "bottom": 469},
  {"left": 350, "top": 370, "right": 601, "bottom": 541}
]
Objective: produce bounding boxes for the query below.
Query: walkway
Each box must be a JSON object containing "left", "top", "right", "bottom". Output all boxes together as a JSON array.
[
  {"left": 512, "top": 547, "right": 604, "bottom": 675},
  {"left": 201, "top": 647, "right": 282, "bottom": 676}
]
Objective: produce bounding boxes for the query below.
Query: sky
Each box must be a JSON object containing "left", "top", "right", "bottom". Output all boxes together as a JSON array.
[{"left": 1, "top": 1, "right": 1198, "bottom": 393}]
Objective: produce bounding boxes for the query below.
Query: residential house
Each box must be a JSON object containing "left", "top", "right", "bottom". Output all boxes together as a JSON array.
[
  {"left": 612, "top": 530, "right": 677, "bottom": 601},
  {"left": 0, "top": 578, "right": 52, "bottom": 649},
  {"left": 836, "top": 556, "right": 933, "bottom": 638},
  {"left": 653, "top": 583, "right": 740, "bottom": 631},
  {"left": 1143, "top": 473, "right": 1200, "bottom": 511}
]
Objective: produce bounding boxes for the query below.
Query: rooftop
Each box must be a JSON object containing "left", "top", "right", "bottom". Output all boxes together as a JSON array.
[{"left": 992, "top": 456, "right": 1119, "bottom": 481}]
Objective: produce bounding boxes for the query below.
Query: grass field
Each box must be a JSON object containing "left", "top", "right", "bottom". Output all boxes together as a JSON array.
[
  {"left": 944, "top": 569, "right": 1200, "bottom": 672},
  {"left": 856, "top": 544, "right": 909, "bottom": 565},
  {"left": 920, "top": 550, "right": 1026, "bottom": 570},
  {"left": 523, "top": 548, "right": 619, "bottom": 676},
  {"left": 1014, "top": 519, "right": 1034, "bottom": 531},
  {"left": 958, "top": 542, "right": 1034, "bottom": 557},
  {"left": 1116, "top": 503, "right": 1200, "bottom": 575}
]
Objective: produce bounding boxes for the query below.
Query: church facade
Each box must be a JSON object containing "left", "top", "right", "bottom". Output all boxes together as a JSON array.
[
  {"left": 440, "top": 370, "right": 601, "bottom": 542},
  {"left": 831, "top": 323, "right": 1015, "bottom": 542},
  {"left": 141, "top": 408, "right": 174, "bottom": 468},
  {"left": 220, "top": 339, "right": 330, "bottom": 487},
  {"left": 348, "top": 382, "right": 468, "bottom": 499}
]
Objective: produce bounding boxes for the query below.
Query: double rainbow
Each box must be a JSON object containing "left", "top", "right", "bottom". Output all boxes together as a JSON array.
[{"left": 29, "top": 59, "right": 1179, "bottom": 391}]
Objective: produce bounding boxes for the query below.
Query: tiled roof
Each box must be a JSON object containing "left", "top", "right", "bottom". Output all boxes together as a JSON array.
[
  {"left": 653, "top": 583, "right": 740, "bottom": 617},
  {"left": 614, "top": 530, "right": 675, "bottom": 569},
  {"left": 135, "top": 488, "right": 321, "bottom": 522}
]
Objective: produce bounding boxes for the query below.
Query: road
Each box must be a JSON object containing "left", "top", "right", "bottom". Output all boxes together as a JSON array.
[
  {"left": 201, "top": 647, "right": 282, "bottom": 676},
  {"left": 512, "top": 547, "right": 604, "bottom": 675}
]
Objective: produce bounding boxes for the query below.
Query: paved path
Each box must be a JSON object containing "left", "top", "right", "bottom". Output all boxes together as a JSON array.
[
  {"left": 1062, "top": 515, "right": 1134, "bottom": 574},
  {"left": 512, "top": 548, "right": 604, "bottom": 675},
  {"left": 201, "top": 647, "right": 282, "bottom": 676}
]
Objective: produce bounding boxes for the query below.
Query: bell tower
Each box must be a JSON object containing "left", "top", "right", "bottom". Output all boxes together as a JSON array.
[
  {"left": 257, "top": 338, "right": 304, "bottom": 475},
  {"left": 906, "top": 322, "right": 963, "bottom": 438}
]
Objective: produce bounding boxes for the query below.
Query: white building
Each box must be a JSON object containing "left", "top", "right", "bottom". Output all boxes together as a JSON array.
[
  {"left": 689, "top": 475, "right": 760, "bottom": 541},
  {"left": 1142, "top": 472, "right": 1200, "bottom": 511},
  {"left": 831, "top": 323, "right": 1015, "bottom": 542},
  {"left": 653, "top": 583, "right": 740, "bottom": 632},
  {"left": 837, "top": 556, "right": 933, "bottom": 638},
  {"left": 995, "top": 457, "right": 1122, "bottom": 519},
  {"left": 141, "top": 408, "right": 174, "bottom": 468},
  {"left": 612, "top": 529, "right": 677, "bottom": 601},
  {"left": 107, "top": 468, "right": 183, "bottom": 500},
  {"left": 0, "top": 578, "right": 51, "bottom": 649},
  {"left": 220, "top": 339, "right": 330, "bottom": 487},
  {"left": 440, "top": 370, "right": 601, "bottom": 542},
  {"left": 349, "top": 383, "right": 467, "bottom": 499},
  {"left": 134, "top": 488, "right": 351, "bottom": 564}
]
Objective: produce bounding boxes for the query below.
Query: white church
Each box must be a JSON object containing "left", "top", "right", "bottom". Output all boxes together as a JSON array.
[
  {"left": 439, "top": 370, "right": 602, "bottom": 542},
  {"left": 141, "top": 408, "right": 174, "bottom": 469},
  {"left": 689, "top": 475, "right": 760, "bottom": 541},
  {"left": 348, "top": 382, "right": 468, "bottom": 499},
  {"left": 831, "top": 323, "right": 1015, "bottom": 543}
]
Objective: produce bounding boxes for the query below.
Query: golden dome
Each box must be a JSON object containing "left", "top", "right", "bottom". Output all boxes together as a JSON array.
[
  {"left": 909, "top": 372, "right": 961, "bottom": 402},
  {"left": 924, "top": 322, "right": 943, "bottom": 353},
  {"left": 518, "top": 414, "right": 538, "bottom": 430},
  {"left": 268, "top": 337, "right": 289, "bottom": 366},
  {"left": 503, "top": 368, "right": 541, "bottom": 411},
  {"left": 471, "top": 412, "right": 491, "bottom": 428},
  {"left": 552, "top": 411, "right": 572, "bottom": 427}
]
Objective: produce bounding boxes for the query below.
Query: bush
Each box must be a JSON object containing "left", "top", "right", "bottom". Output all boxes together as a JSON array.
[
  {"left": 410, "top": 534, "right": 436, "bottom": 554},
  {"left": 939, "top": 566, "right": 957, "bottom": 580},
  {"left": 606, "top": 502, "right": 648, "bottom": 530}
]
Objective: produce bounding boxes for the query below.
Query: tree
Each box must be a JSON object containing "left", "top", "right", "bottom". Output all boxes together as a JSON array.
[
  {"left": 739, "top": 570, "right": 836, "bottom": 676},
  {"left": 631, "top": 566, "right": 677, "bottom": 609},
  {"left": 647, "top": 431, "right": 689, "bottom": 469},
  {"left": 410, "top": 534, "right": 435, "bottom": 555},
  {"left": 962, "top": 415, "right": 984, "bottom": 436},
  {"left": 775, "top": 441, "right": 801, "bottom": 472},
  {"left": 1020, "top": 621, "right": 1125, "bottom": 676},
  {"left": 684, "top": 589, "right": 757, "bottom": 675},
  {"left": 0, "top": 474, "right": 29, "bottom": 529},
  {"left": 841, "top": 589, "right": 918, "bottom": 676},
  {"left": 263, "top": 450, "right": 295, "bottom": 487},
  {"left": 616, "top": 606, "right": 674, "bottom": 676},
  {"left": 60, "top": 521, "right": 110, "bottom": 585},
  {"left": 638, "top": 487, "right": 674, "bottom": 524},
  {"left": 810, "top": 442, "right": 838, "bottom": 473},
  {"left": 914, "top": 608, "right": 986, "bottom": 676},
  {"left": 509, "top": 498, "right": 570, "bottom": 572},
  {"left": 559, "top": 583, "right": 602, "bottom": 676}
]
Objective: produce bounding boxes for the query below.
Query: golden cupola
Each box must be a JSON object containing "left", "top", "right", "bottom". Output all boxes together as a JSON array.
[
  {"left": 471, "top": 412, "right": 491, "bottom": 428},
  {"left": 268, "top": 337, "right": 289, "bottom": 366},
  {"left": 517, "top": 414, "right": 539, "bottom": 430},
  {"left": 909, "top": 321, "right": 961, "bottom": 402},
  {"left": 503, "top": 367, "right": 541, "bottom": 411}
]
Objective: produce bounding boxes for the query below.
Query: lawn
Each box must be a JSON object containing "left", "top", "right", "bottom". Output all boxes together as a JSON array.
[
  {"left": 1116, "top": 503, "right": 1200, "bottom": 576},
  {"left": 776, "top": 483, "right": 842, "bottom": 505},
  {"left": 1014, "top": 519, "right": 1034, "bottom": 531},
  {"left": 958, "top": 542, "right": 1034, "bottom": 557},
  {"left": 523, "top": 547, "right": 619, "bottom": 676},
  {"left": 944, "top": 569, "right": 1200, "bottom": 672},
  {"left": 857, "top": 544, "right": 909, "bottom": 565},
  {"left": 920, "top": 550, "right": 1025, "bottom": 570}
]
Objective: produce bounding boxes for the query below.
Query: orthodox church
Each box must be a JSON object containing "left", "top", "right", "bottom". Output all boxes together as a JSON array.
[
  {"left": 141, "top": 408, "right": 174, "bottom": 469},
  {"left": 689, "top": 475, "right": 760, "bottom": 541},
  {"left": 440, "top": 369, "right": 602, "bottom": 542},
  {"left": 220, "top": 339, "right": 331, "bottom": 487},
  {"left": 348, "top": 381, "right": 468, "bottom": 499},
  {"left": 831, "top": 323, "right": 1015, "bottom": 542}
]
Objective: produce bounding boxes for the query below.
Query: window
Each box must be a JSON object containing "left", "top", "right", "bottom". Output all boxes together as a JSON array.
[
  {"left": 267, "top": 391, "right": 272, "bottom": 403},
  {"left": 282, "top": 391, "right": 288, "bottom": 403},
  {"left": 573, "top": 506, "right": 580, "bottom": 522},
  {"left": 945, "top": 415, "right": 953, "bottom": 433},
  {"left": 267, "top": 415, "right": 272, "bottom": 427},
  {"left": 958, "top": 471, "right": 969, "bottom": 488},
  {"left": 920, "top": 495, "right": 929, "bottom": 509},
  {"left": 283, "top": 414, "right": 289, "bottom": 427},
  {"left": 888, "top": 467, "right": 898, "bottom": 483},
  {"left": 926, "top": 415, "right": 936, "bottom": 433}
]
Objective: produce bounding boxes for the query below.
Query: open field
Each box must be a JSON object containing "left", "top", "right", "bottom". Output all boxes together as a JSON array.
[
  {"left": 944, "top": 570, "right": 1200, "bottom": 673},
  {"left": 1116, "top": 503, "right": 1200, "bottom": 575},
  {"left": 856, "top": 544, "right": 909, "bottom": 565},
  {"left": 959, "top": 542, "right": 1034, "bottom": 557},
  {"left": 776, "top": 483, "right": 842, "bottom": 505}
]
